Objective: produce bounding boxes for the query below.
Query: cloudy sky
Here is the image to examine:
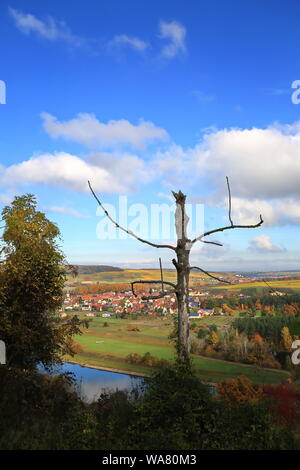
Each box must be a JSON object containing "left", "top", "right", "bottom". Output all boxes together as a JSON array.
[{"left": 1, "top": 0, "right": 300, "bottom": 271}]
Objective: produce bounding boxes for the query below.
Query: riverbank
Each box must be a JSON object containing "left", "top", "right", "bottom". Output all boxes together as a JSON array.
[
  {"left": 65, "top": 360, "right": 218, "bottom": 389},
  {"left": 66, "top": 360, "right": 148, "bottom": 378}
]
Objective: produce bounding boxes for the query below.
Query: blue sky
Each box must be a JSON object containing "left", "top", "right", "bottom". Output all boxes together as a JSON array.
[{"left": 1, "top": 0, "right": 300, "bottom": 271}]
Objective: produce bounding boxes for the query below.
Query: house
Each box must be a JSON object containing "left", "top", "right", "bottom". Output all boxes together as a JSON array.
[
  {"left": 190, "top": 308, "right": 214, "bottom": 318},
  {"left": 82, "top": 305, "right": 92, "bottom": 311},
  {"left": 189, "top": 312, "right": 202, "bottom": 319}
]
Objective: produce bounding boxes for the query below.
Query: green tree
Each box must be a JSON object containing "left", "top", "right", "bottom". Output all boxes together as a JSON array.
[{"left": 0, "top": 194, "right": 86, "bottom": 370}]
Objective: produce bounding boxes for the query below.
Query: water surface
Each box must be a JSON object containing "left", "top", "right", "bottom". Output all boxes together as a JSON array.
[{"left": 42, "top": 362, "right": 142, "bottom": 402}]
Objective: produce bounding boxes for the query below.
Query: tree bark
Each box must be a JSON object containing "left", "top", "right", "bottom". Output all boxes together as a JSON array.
[
  {"left": 175, "top": 243, "right": 190, "bottom": 362},
  {"left": 172, "top": 190, "right": 192, "bottom": 363}
]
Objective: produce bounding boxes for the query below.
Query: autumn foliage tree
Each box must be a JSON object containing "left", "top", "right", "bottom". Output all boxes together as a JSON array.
[
  {"left": 217, "top": 375, "right": 263, "bottom": 404},
  {"left": 263, "top": 384, "right": 300, "bottom": 427},
  {"left": 0, "top": 194, "right": 86, "bottom": 370},
  {"left": 280, "top": 327, "right": 293, "bottom": 352}
]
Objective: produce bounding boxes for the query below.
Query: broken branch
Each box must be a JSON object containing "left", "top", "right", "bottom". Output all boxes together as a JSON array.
[
  {"left": 190, "top": 266, "right": 231, "bottom": 284},
  {"left": 88, "top": 181, "right": 176, "bottom": 251}
]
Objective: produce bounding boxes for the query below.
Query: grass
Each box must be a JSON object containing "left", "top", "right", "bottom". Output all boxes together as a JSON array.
[{"left": 66, "top": 316, "right": 289, "bottom": 385}]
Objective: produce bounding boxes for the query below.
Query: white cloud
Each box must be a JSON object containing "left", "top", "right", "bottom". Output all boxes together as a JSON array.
[
  {"left": 159, "top": 20, "right": 186, "bottom": 58},
  {"left": 9, "top": 7, "right": 84, "bottom": 47},
  {"left": 249, "top": 234, "right": 284, "bottom": 253},
  {"left": 48, "top": 205, "right": 87, "bottom": 218},
  {"left": 0, "top": 151, "right": 151, "bottom": 194},
  {"left": 193, "top": 122, "right": 300, "bottom": 200},
  {"left": 153, "top": 120, "right": 300, "bottom": 226},
  {"left": 108, "top": 34, "right": 149, "bottom": 52},
  {"left": 41, "top": 112, "right": 168, "bottom": 149},
  {"left": 278, "top": 199, "right": 300, "bottom": 224},
  {"left": 0, "top": 193, "right": 13, "bottom": 205},
  {"left": 224, "top": 197, "right": 278, "bottom": 227}
]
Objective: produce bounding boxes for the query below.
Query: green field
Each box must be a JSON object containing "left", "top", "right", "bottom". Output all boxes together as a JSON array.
[{"left": 66, "top": 316, "right": 289, "bottom": 385}]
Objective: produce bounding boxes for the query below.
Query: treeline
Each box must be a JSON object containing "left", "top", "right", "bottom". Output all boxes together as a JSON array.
[
  {"left": 74, "top": 283, "right": 146, "bottom": 295},
  {"left": 203, "top": 292, "right": 300, "bottom": 314},
  {"left": 76, "top": 265, "right": 123, "bottom": 274},
  {"left": 232, "top": 316, "right": 297, "bottom": 345}
]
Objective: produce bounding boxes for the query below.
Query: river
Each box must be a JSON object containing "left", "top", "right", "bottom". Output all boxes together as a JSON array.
[{"left": 42, "top": 362, "right": 143, "bottom": 402}]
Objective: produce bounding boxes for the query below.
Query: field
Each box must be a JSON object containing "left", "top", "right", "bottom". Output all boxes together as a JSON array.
[
  {"left": 213, "top": 279, "right": 300, "bottom": 292},
  {"left": 66, "top": 268, "right": 300, "bottom": 294},
  {"left": 66, "top": 268, "right": 234, "bottom": 286},
  {"left": 65, "top": 316, "right": 289, "bottom": 385}
]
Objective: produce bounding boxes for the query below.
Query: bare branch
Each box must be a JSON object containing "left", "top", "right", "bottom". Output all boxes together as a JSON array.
[
  {"left": 140, "top": 290, "right": 175, "bottom": 300},
  {"left": 192, "top": 215, "right": 263, "bottom": 244},
  {"left": 88, "top": 181, "right": 176, "bottom": 251},
  {"left": 131, "top": 280, "right": 177, "bottom": 298},
  {"left": 190, "top": 266, "right": 231, "bottom": 284},
  {"left": 262, "top": 279, "right": 281, "bottom": 296},
  {"left": 226, "top": 176, "right": 233, "bottom": 226},
  {"left": 159, "top": 257, "right": 164, "bottom": 293},
  {"left": 200, "top": 239, "right": 223, "bottom": 247},
  {"left": 192, "top": 176, "right": 263, "bottom": 244}
]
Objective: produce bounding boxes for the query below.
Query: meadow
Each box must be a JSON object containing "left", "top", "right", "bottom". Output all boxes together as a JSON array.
[{"left": 65, "top": 316, "right": 289, "bottom": 385}]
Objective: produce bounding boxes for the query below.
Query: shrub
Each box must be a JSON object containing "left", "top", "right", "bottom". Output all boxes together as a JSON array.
[{"left": 216, "top": 375, "right": 263, "bottom": 404}]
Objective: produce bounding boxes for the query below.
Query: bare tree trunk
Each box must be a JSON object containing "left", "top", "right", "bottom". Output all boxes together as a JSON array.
[
  {"left": 175, "top": 243, "right": 190, "bottom": 362},
  {"left": 172, "top": 190, "right": 192, "bottom": 363}
]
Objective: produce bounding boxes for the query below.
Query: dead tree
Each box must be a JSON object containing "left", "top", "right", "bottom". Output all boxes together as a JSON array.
[{"left": 88, "top": 177, "right": 263, "bottom": 363}]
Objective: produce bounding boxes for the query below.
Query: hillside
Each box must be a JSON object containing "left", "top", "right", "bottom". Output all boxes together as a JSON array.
[{"left": 75, "top": 265, "right": 124, "bottom": 274}]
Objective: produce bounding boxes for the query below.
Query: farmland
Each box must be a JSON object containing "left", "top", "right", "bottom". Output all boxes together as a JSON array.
[
  {"left": 66, "top": 267, "right": 300, "bottom": 293},
  {"left": 213, "top": 278, "right": 300, "bottom": 292},
  {"left": 65, "top": 316, "right": 289, "bottom": 385},
  {"left": 66, "top": 268, "right": 235, "bottom": 286}
]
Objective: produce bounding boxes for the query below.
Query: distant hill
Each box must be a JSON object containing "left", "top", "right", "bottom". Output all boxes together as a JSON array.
[{"left": 75, "top": 265, "right": 124, "bottom": 274}]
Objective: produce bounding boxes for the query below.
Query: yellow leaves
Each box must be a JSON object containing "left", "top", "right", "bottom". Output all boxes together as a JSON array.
[
  {"left": 217, "top": 375, "right": 263, "bottom": 404},
  {"left": 210, "top": 330, "right": 219, "bottom": 347},
  {"left": 280, "top": 326, "right": 292, "bottom": 352}
]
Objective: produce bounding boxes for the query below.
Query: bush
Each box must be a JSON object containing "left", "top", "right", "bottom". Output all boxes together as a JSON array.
[
  {"left": 216, "top": 375, "right": 263, "bottom": 404},
  {"left": 0, "top": 367, "right": 98, "bottom": 450},
  {"left": 126, "top": 352, "right": 158, "bottom": 367}
]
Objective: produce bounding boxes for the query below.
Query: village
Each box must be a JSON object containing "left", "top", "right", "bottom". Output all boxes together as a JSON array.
[{"left": 61, "top": 289, "right": 230, "bottom": 319}]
